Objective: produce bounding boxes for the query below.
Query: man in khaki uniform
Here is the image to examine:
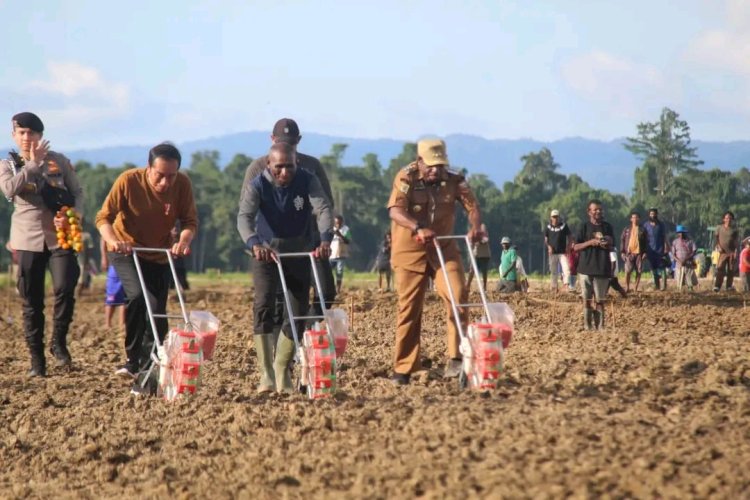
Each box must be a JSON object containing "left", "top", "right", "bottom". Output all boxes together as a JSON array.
[
  {"left": 387, "top": 138, "right": 482, "bottom": 386},
  {"left": 0, "top": 112, "right": 83, "bottom": 377}
]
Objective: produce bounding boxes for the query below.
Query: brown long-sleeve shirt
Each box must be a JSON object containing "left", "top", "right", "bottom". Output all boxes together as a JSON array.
[{"left": 95, "top": 168, "right": 197, "bottom": 262}]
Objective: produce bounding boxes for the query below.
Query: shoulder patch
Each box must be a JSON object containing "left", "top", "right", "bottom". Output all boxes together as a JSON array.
[
  {"left": 398, "top": 180, "right": 410, "bottom": 194},
  {"left": 402, "top": 163, "right": 417, "bottom": 174}
]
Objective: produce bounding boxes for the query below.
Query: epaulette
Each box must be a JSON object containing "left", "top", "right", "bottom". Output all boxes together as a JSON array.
[{"left": 401, "top": 162, "right": 418, "bottom": 174}]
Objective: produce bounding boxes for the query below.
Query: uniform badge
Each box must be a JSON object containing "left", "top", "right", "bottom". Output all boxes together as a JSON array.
[
  {"left": 47, "top": 160, "right": 60, "bottom": 174},
  {"left": 440, "top": 181, "right": 446, "bottom": 187},
  {"left": 293, "top": 195, "right": 305, "bottom": 211},
  {"left": 398, "top": 181, "right": 410, "bottom": 194},
  {"left": 164, "top": 203, "right": 171, "bottom": 215},
  {"left": 413, "top": 205, "right": 422, "bottom": 212}
]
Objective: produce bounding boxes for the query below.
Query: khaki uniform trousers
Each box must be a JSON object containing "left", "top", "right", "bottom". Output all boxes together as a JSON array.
[{"left": 393, "top": 258, "right": 467, "bottom": 374}]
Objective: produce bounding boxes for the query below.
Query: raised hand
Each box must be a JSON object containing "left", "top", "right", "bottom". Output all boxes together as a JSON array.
[{"left": 29, "top": 140, "right": 50, "bottom": 163}]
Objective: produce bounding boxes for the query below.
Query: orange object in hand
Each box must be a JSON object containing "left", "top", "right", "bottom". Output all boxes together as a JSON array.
[{"left": 56, "top": 209, "right": 83, "bottom": 253}]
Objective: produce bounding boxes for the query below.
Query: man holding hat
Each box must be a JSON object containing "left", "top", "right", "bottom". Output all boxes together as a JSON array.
[
  {"left": 387, "top": 138, "right": 483, "bottom": 385},
  {"left": 671, "top": 225, "right": 697, "bottom": 290},
  {"left": 0, "top": 112, "right": 84, "bottom": 376},
  {"left": 544, "top": 209, "right": 571, "bottom": 292}
]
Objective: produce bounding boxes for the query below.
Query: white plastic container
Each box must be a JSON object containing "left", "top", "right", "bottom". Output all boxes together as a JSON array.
[
  {"left": 323, "top": 308, "right": 349, "bottom": 358},
  {"left": 189, "top": 310, "right": 220, "bottom": 360}
]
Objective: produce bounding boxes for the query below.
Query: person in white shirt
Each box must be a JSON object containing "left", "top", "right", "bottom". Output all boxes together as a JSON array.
[{"left": 329, "top": 215, "right": 352, "bottom": 293}]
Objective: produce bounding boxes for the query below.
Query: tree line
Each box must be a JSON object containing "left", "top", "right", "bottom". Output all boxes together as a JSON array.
[{"left": 1, "top": 108, "right": 747, "bottom": 273}]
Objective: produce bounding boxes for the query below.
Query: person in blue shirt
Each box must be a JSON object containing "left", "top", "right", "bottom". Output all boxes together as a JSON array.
[
  {"left": 237, "top": 142, "right": 333, "bottom": 393},
  {"left": 642, "top": 207, "right": 669, "bottom": 291}
]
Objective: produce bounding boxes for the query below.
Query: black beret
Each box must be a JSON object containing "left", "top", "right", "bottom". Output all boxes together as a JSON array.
[{"left": 12, "top": 112, "right": 44, "bottom": 133}]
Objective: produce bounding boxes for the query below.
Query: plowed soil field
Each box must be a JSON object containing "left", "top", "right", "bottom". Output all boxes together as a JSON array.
[{"left": 1, "top": 281, "right": 749, "bottom": 499}]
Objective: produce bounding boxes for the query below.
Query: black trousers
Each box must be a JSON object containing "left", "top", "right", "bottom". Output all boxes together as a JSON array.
[
  {"left": 17, "top": 247, "right": 80, "bottom": 353},
  {"left": 110, "top": 252, "right": 170, "bottom": 372},
  {"left": 169, "top": 257, "right": 190, "bottom": 290},
  {"left": 254, "top": 257, "right": 311, "bottom": 339},
  {"left": 467, "top": 257, "right": 490, "bottom": 287},
  {"left": 270, "top": 256, "right": 335, "bottom": 328},
  {"left": 311, "top": 257, "right": 336, "bottom": 315}
]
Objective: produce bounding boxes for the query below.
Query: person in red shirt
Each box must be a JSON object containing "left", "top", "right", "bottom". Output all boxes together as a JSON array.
[{"left": 740, "top": 237, "right": 750, "bottom": 293}]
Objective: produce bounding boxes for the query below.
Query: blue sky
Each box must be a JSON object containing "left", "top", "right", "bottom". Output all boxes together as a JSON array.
[{"left": 1, "top": 0, "right": 746, "bottom": 148}]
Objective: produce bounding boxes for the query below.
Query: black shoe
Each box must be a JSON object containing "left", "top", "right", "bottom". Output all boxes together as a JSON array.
[
  {"left": 50, "top": 344, "right": 72, "bottom": 367},
  {"left": 391, "top": 373, "right": 410, "bottom": 386}
]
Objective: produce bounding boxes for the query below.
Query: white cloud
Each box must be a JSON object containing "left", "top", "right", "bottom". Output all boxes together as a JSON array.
[
  {"left": 559, "top": 50, "right": 668, "bottom": 115},
  {"left": 726, "top": 0, "right": 750, "bottom": 31},
  {"left": 680, "top": 0, "right": 750, "bottom": 117},
  {"left": 27, "top": 62, "right": 131, "bottom": 132},
  {"left": 685, "top": 30, "right": 750, "bottom": 76}
]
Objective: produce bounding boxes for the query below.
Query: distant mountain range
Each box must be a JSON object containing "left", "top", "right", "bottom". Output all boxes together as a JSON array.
[{"left": 6, "top": 133, "right": 750, "bottom": 194}]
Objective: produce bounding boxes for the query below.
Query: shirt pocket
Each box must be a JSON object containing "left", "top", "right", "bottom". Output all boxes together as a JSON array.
[{"left": 409, "top": 191, "right": 429, "bottom": 215}]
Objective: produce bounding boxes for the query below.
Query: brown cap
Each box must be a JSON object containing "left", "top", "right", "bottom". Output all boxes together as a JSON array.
[
  {"left": 272, "top": 118, "right": 301, "bottom": 144},
  {"left": 417, "top": 139, "right": 449, "bottom": 167}
]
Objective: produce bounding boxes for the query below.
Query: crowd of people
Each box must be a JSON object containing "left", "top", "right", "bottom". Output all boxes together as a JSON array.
[
  {"left": 482, "top": 206, "right": 748, "bottom": 302},
  {"left": 2, "top": 111, "right": 748, "bottom": 392}
]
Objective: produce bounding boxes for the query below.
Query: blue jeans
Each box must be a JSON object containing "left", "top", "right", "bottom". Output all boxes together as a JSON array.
[{"left": 330, "top": 258, "right": 346, "bottom": 281}]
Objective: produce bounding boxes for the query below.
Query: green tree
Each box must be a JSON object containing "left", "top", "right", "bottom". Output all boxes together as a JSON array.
[
  {"left": 320, "top": 143, "right": 348, "bottom": 210},
  {"left": 625, "top": 107, "right": 703, "bottom": 223},
  {"left": 384, "top": 143, "right": 417, "bottom": 188}
]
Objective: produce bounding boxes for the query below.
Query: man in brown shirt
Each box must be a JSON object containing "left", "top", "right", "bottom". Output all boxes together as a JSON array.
[
  {"left": 96, "top": 142, "right": 197, "bottom": 394},
  {"left": 387, "top": 139, "right": 482, "bottom": 385},
  {"left": 0, "top": 112, "right": 84, "bottom": 376},
  {"left": 713, "top": 210, "right": 740, "bottom": 291}
]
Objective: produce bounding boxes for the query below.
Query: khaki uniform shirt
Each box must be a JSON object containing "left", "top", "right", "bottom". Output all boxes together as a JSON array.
[
  {"left": 0, "top": 151, "right": 84, "bottom": 252},
  {"left": 387, "top": 162, "right": 478, "bottom": 272}
]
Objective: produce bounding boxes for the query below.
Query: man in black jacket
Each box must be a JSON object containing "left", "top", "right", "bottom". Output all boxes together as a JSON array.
[{"left": 243, "top": 118, "right": 336, "bottom": 321}]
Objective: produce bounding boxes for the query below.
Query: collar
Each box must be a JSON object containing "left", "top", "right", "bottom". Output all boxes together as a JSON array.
[
  {"left": 262, "top": 168, "right": 296, "bottom": 188},
  {"left": 417, "top": 166, "right": 448, "bottom": 184}
]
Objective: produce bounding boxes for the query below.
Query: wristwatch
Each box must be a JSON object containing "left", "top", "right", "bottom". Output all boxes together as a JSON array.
[{"left": 412, "top": 222, "right": 425, "bottom": 235}]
